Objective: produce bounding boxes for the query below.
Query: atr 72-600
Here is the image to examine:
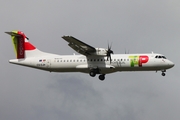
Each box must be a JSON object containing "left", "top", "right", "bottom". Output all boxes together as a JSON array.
[{"left": 5, "top": 30, "right": 174, "bottom": 81}]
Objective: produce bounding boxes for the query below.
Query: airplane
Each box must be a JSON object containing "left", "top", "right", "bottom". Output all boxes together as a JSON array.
[{"left": 5, "top": 30, "right": 174, "bottom": 81}]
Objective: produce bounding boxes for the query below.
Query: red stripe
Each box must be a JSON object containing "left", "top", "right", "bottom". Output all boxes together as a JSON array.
[{"left": 25, "top": 42, "right": 36, "bottom": 50}]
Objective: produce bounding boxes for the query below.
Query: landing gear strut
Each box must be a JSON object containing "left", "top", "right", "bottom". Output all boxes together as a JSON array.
[
  {"left": 161, "top": 70, "right": 166, "bottom": 76},
  {"left": 99, "top": 74, "right": 105, "bottom": 81}
]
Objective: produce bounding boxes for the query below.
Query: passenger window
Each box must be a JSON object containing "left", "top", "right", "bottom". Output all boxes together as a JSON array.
[
  {"left": 73, "top": 60, "right": 75, "bottom": 62},
  {"left": 159, "top": 56, "right": 162, "bottom": 58}
]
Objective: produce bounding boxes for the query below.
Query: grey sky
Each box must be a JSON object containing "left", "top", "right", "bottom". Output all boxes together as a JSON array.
[{"left": 0, "top": 0, "right": 180, "bottom": 120}]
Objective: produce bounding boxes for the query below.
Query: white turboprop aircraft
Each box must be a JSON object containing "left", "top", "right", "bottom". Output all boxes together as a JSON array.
[{"left": 5, "top": 30, "right": 174, "bottom": 81}]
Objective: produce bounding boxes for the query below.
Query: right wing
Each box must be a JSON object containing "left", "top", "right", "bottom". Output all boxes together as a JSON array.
[{"left": 62, "top": 36, "right": 96, "bottom": 56}]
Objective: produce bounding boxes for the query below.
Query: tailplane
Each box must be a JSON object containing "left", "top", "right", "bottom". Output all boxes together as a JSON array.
[{"left": 5, "top": 30, "right": 45, "bottom": 59}]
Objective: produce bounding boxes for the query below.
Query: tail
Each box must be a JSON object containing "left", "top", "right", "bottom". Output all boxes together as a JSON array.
[{"left": 5, "top": 30, "right": 45, "bottom": 59}]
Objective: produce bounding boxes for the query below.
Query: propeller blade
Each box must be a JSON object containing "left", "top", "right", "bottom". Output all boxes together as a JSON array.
[{"left": 106, "top": 42, "right": 114, "bottom": 63}]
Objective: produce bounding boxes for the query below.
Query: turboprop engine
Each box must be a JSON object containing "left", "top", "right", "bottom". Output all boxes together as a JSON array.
[{"left": 92, "top": 48, "right": 108, "bottom": 56}]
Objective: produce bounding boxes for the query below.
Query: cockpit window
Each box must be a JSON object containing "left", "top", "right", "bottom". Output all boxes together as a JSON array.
[
  {"left": 155, "top": 55, "right": 167, "bottom": 59},
  {"left": 162, "top": 56, "right": 166, "bottom": 59}
]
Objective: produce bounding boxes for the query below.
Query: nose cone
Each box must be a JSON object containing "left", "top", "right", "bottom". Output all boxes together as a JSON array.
[{"left": 168, "top": 61, "right": 175, "bottom": 68}]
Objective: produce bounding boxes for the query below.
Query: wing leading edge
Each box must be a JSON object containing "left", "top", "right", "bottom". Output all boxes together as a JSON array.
[{"left": 62, "top": 36, "right": 96, "bottom": 56}]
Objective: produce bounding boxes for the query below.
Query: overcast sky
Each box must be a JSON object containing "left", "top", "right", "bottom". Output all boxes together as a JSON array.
[{"left": 0, "top": 0, "right": 180, "bottom": 120}]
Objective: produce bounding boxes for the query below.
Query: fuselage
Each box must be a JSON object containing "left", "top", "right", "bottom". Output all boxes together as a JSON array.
[
  {"left": 9, "top": 53, "right": 174, "bottom": 74},
  {"left": 5, "top": 30, "right": 175, "bottom": 80}
]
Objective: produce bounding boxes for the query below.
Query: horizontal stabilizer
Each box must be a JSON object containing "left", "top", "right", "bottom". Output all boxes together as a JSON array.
[
  {"left": 5, "top": 32, "right": 22, "bottom": 37},
  {"left": 5, "top": 32, "right": 29, "bottom": 40}
]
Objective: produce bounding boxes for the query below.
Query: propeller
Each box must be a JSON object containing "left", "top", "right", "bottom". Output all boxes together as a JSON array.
[{"left": 106, "top": 42, "right": 114, "bottom": 63}]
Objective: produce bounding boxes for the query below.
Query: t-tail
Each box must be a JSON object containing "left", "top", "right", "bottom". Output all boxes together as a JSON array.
[{"left": 5, "top": 30, "right": 46, "bottom": 59}]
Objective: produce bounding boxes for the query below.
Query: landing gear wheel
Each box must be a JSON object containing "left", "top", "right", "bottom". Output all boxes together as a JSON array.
[
  {"left": 162, "top": 72, "right": 166, "bottom": 76},
  {"left": 89, "top": 71, "right": 96, "bottom": 77},
  {"left": 99, "top": 74, "right": 105, "bottom": 81}
]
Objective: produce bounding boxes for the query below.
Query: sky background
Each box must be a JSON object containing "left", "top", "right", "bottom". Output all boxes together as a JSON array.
[{"left": 0, "top": 0, "right": 180, "bottom": 120}]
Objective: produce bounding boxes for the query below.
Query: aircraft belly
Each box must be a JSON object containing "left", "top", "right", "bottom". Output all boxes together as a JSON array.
[{"left": 116, "top": 66, "right": 166, "bottom": 71}]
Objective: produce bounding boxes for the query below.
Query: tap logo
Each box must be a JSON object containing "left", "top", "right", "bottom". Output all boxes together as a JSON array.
[{"left": 129, "top": 55, "right": 149, "bottom": 67}]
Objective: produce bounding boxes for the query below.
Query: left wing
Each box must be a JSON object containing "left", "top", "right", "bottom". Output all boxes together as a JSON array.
[{"left": 62, "top": 36, "right": 96, "bottom": 56}]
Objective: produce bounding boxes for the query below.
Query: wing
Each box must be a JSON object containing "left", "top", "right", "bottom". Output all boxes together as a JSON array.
[{"left": 62, "top": 36, "right": 96, "bottom": 56}]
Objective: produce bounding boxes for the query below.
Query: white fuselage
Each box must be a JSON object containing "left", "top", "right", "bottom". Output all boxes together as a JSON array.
[{"left": 9, "top": 53, "right": 174, "bottom": 74}]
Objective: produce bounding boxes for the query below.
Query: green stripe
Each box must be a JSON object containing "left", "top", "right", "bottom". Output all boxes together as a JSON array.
[{"left": 11, "top": 31, "right": 18, "bottom": 58}]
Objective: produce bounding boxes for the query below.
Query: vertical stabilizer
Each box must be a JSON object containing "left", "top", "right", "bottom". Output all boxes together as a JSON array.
[{"left": 5, "top": 30, "right": 45, "bottom": 59}]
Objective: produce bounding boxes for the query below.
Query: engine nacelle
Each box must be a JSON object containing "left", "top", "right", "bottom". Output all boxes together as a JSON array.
[{"left": 91, "top": 48, "right": 107, "bottom": 56}]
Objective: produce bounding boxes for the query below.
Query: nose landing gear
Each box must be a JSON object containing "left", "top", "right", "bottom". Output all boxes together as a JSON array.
[{"left": 161, "top": 70, "right": 166, "bottom": 76}]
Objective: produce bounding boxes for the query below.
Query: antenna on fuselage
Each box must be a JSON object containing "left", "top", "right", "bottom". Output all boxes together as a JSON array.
[{"left": 125, "top": 48, "right": 129, "bottom": 54}]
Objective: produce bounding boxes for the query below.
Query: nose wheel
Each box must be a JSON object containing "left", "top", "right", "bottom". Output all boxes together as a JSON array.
[{"left": 161, "top": 72, "right": 166, "bottom": 76}]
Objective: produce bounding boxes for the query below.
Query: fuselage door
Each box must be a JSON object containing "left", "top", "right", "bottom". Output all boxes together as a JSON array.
[{"left": 46, "top": 59, "right": 51, "bottom": 68}]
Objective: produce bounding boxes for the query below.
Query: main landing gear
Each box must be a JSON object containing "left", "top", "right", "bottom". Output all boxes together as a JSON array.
[
  {"left": 89, "top": 71, "right": 96, "bottom": 77},
  {"left": 89, "top": 69, "right": 106, "bottom": 81},
  {"left": 99, "top": 74, "right": 105, "bottom": 81}
]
